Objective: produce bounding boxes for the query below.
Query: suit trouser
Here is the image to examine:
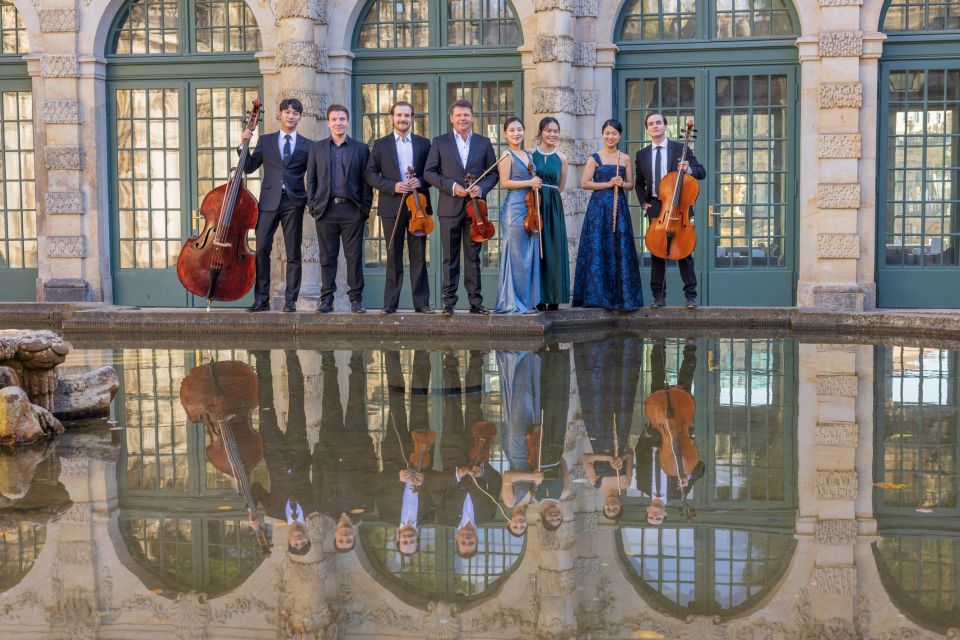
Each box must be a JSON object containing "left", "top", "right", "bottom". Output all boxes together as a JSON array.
[
  {"left": 650, "top": 254, "right": 697, "bottom": 302},
  {"left": 439, "top": 213, "right": 482, "bottom": 308},
  {"left": 315, "top": 202, "right": 365, "bottom": 304},
  {"left": 254, "top": 191, "right": 303, "bottom": 304},
  {"left": 381, "top": 215, "right": 430, "bottom": 310}
]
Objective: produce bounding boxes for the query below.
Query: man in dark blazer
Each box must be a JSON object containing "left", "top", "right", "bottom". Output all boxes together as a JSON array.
[
  {"left": 635, "top": 112, "right": 706, "bottom": 309},
  {"left": 424, "top": 99, "right": 498, "bottom": 316},
  {"left": 364, "top": 101, "right": 434, "bottom": 314},
  {"left": 306, "top": 104, "right": 374, "bottom": 313},
  {"left": 240, "top": 98, "right": 313, "bottom": 312}
]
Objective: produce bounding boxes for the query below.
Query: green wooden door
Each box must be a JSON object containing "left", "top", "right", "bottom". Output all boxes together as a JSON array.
[
  {"left": 354, "top": 73, "right": 521, "bottom": 310},
  {"left": 620, "top": 67, "right": 797, "bottom": 306},
  {"left": 109, "top": 80, "right": 261, "bottom": 307},
  {"left": 0, "top": 82, "right": 36, "bottom": 301}
]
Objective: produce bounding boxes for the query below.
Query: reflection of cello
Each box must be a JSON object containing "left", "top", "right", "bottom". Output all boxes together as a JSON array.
[
  {"left": 644, "top": 386, "right": 699, "bottom": 519},
  {"left": 180, "top": 360, "right": 270, "bottom": 554}
]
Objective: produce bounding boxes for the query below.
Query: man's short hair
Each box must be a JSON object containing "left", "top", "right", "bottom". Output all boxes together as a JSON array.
[
  {"left": 326, "top": 103, "right": 350, "bottom": 120},
  {"left": 456, "top": 546, "right": 479, "bottom": 560},
  {"left": 644, "top": 112, "right": 667, "bottom": 128},
  {"left": 541, "top": 516, "right": 562, "bottom": 531},
  {"left": 287, "top": 540, "right": 312, "bottom": 556},
  {"left": 391, "top": 100, "right": 414, "bottom": 116},
  {"left": 279, "top": 98, "right": 304, "bottom": 114},
  {"left": 449, "top": 99, "right": 473, "bottom": 115}
]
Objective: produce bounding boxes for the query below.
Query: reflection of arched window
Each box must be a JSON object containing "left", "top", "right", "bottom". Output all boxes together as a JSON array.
[
  {"left": 360, "top": 523, "right": 524, "bottom": 605},
  {"left": 874, "top": 535, "right": 960, "bottom": 634},
  {"left": 620, "top": 526, "right": 794, "bottom": 618},
  {"left": 0, "top": 524, "right": 45, "bottom": 592}
]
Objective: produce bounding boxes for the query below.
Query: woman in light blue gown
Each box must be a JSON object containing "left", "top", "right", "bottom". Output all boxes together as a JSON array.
[{"left": 493, "top": 116, "right": 541, "bottom": 314}]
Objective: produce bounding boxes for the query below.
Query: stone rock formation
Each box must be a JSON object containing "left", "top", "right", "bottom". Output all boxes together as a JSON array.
[
  {"left": 54, "top": 367, "right": 120, "bottom": 421},
  {"left": 0, "top": 387, "right": 64, "bottom": 445}
]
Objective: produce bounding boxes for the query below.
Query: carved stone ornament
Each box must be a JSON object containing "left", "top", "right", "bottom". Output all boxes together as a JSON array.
[
  {"left": 561, "top": 188, "right": 590, "bottom": 215},
  {"left": 818, "top": 82, "right": 863, "bottom": 109},
  {"left": 815, "top": 519, "right": 858, "bottom": 544},
  {"left": 817, "top": 233, "right": 860, "bottom": 259},
  {"left": 816, "top": 421, "right": 858, "bottom": 447},
  {"left": 532, "top": 87, "right": 597, "bottom": 116},
  {"left": 56, "top": 540, "right": 93, "bottom": 564},
  {"left": 276, "top": 41, "right": 328, "bottom": 71},
  {"left": 556, "top": 137, "right": 596, "bottom": 165},
  {"left": 817, "top": 182, "right": 861, "bottom": 208},
  {"left": 575, "top": 510, "right": 599, "bottom": 533},
  {"left": 40, "top": 55, "right": 79, "bottom": 78},
  {"left": 813, "top": 565, "right": 857, "bottom": 596},
  {"left": 816, "top": 374, "right": 858, "bottom": 397},
  {"left": 44, "top": 146, "right": 84, "bottom": 171},
  {"left": 47, "top": 236, "right": 87, "bottom": 259},
  {"left": 816, "top": 469, "right": 858, "bottom": 499},
  {"left": 39, "top": 8, "right": 79, "bottom": 32},
  {"left": 534, "top": 0, "right": 576, "bottom": 11},
  {"left": 819, "top": 31, "right": 864, "bottom": 57},
  {"left": 275, "top": 0, "right": 326, "bottom": 23},
  {"left": 44, "top": 192, "right": 84, "bottom": 215},
  {"left": 817, "top": 134, "right": 862, "bottom": 159},
  {"left": 277, "top": 89, "right": 327, "bottom": 119},
  {"left": 41, "top": 100, "right": 82, "bottom": 124},
  {"left": 820, "top": 0, "right": 863, "bottom": 5}
]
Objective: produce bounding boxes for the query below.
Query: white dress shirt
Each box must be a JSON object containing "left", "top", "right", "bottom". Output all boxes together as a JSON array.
[
  {"left": 650, "top": 447, "right": 668, "bottom": 505},
  {"left": 394, "top": 131, "right": 414, "bottom": 176},
  {"left": 457, "top": 492, "right": 476, "bottom": 530},
  {"left": 285, "top": 499, "right": 305, "bottom": 524},
  {"left": 278, "top": 130, "right": 298, "bottom": 191},
  {"left": 451, "top": 130, "right": 474, "bottom": 196},
  {"left": 400, "top": 480, "right": 419, "bottom": 528}
]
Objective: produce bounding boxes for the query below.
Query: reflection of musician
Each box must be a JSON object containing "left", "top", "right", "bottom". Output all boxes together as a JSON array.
[
  {"left": 376, "top": 350, "right": 436, "bottom": 556},
  {"left": 313, "top": 351, "right": 376, "bottom": 552},
  {"left": 638, "top": 339, "right": 704, "bottom": 525},
  {"left": 635, "top": 113, "right": 706, "bottom": 309},
  {"left": 434, "top": 351, "right": 501, "bottom": 558},
  {"left": 249, "top": 351, "right": 313, "bottom": 555},
  {"left": 574, "top": 338, "right": 642, "bottom": 521}
]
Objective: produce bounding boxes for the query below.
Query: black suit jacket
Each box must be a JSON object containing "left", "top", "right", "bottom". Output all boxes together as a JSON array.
[
  {"left": 241, "top": 131, "right": 313, "bottom": 210},
  {"left": 431, "top": 465, "right": 502, "bottom": 526},
  {"left": 635, "top": 140, "right": 706, "bottom": 219},
  {"left": 424, "top": 131, "right": 498, "bottom": 218},
  {"left": 365, "top": 133, "right": 434, "bottom": 218},
  {"left": 306, "top": 136, "right": 374, "bottom": 221}
]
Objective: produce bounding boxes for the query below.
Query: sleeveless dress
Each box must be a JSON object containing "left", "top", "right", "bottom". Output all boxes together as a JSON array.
[
  {"left": 493, "top": 152, "right": 541, "bottom": 314},
  {"left": 532, "top": 149, "right": 570, "bottom": 305},
  {"left": 572, "top": 153, "right": 644, "bottom": 311}
]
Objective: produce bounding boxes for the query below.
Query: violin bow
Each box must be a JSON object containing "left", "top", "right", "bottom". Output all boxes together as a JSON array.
[
  {"left": 537, "top": 409, "right": 544, "bottom": 471},
  {"left": 465, "top": 152, "right": 511, "bottom": 192},
  {"left": 613, "top": 412, "right": 622, "bottom": 496}
]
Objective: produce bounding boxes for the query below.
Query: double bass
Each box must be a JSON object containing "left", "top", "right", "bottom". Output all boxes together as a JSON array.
[
  {"left": 177, "top": 99, "right": 261, "bottom": 308},
  {"left": 644, "top": 121, "right": 700, "bottom": 261}
]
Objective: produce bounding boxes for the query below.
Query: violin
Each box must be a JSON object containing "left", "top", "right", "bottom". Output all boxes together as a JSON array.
[
  {"left": 525, "top": 425, "right": 542, "bottom": 469},
  {"left": 643, "top": 386, "right": 699, "bottom": 489},
  {"left": 408, "top": 429, "right": 437, "bottom": 471},
  {"left": 463, "top": 172, "right": 496, "bottom": 243},
  {"left": 644, "top": 120, "right": 700, "bottom": 261},
  {"left": 468, "top": 420, "right": 498, "bottom": 466},
  {"left": 404, "top": 165, "right": 434, "bottom": 237},
  {"left": 177, "top": 99, "right": 261, "bottom": 307},
  {"left": 523, "top": 157, "right": 542, "bottom": 235}
]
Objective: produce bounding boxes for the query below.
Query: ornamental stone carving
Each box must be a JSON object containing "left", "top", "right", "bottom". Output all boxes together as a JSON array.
[
  {"left": 276, "top": 0, "right": 326, "bottom": 22},
  {"left": 59, "top": 457, "right": 91, "bottom": 477},
  {"left": 537, "top": 569, "right": 577, "bottom": 596},
  {"left": 816, "top": 421, "right": 858, "bottom": 447},
  {"left": 540, "top": 521, "right": 576, "bottom": 550},
  {"left": 574, "top": 0, "right": 601, "bottom": 16},
  {"left": 817, "top": 182, "right": 860, "bottom": 208},
  {"left": 817, "top": 233, "right": 860, "bottom": 259},
  {"left": 534, "top": 0, "right": 575, "bottom": 11},
  {"left": 44, "top": 192, "right": 84, "bottom": 215},
  {"left": 575, "top": 557, "right": 600, "bottom": 580},
  {"left": 45, "top": 147, "right": 83, "bottom": 171},
  {"left": 813, "top": 565, "right": 857, "bottom": 596},
  {"left": 818, "top": 82, "right": 863, "bottom": 109},
  {"left": 534, "top": 35, "right": 575, "bottom": 63},
  {"left": 816, "top": 470, "right": 858, "bottom": 499},
  {"left": 40, "top": 55, "right": 79, "bottom": 78},
  {"left": 56, "top": 541, "right": 93, "bottom": 564},
  {"left": 819, "top": 31, "right": 864, "bottom": 57},
  {"left": 276, "top": 41, "right": 327, "bottom": 71},
  {"left": 820, "top": 0, "right": 863, "bottom": 6},
  {"left": 556, "top": 137, "right": 596, "bottom": 165},
  {"left": 47, "top": 236, "right": 86, "bottom": 259},
  {"left": 277, "top": 89, "right": 326, "bottom": 119},
  {"left": 817, "top": 134, "right": 861, "bottom": 159},
  {"left": 39, "top": 9, "right": 78, "bottom": 31},
  {"left": 575, "top": 511, "right": 599, "bottom": 532},
  {"left": 815, "top": 519, "right": 858, "bottom": 544},
  {"left": 41, "top": 100, "right": 81, "bottom": 124},
  {"left": 533, "top": 87, "right": 597, "bottom": 116},
  {"left": 816, "top": 374, "right": 858, "bottom": 397},
  {"left": 575, "top": 43, "right": 597, "bottom": 66},
  {"left": 562, "top": 188, "right": 590, "bottom": 215}
]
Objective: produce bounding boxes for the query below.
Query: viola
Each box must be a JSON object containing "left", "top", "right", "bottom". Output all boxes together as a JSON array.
[
  {"left": 404, "top": 165, "right": 434, "bottom": 237},
  {"left": 463, "top": 172, "right": 496, "bottom": 243},
  {"left": 643, "top": 386, "right": 699, "bottom": 489},
  {"left": 644, "top": 120, "right": 700, "bottom": 261},
  {"left": 468, "top": 420, "right": 498, "bottom": 466},
  {"left": 523, "top": 157, "right": 543, "bottom": 235},
  {"left": 177, "top": 99, "right": 261, "bottom": 307},
  {"left": 408, "top": 429, "right": 437, "bottom": 471}
]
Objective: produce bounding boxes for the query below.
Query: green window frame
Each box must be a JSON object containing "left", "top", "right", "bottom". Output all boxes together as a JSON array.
[
  {"left": 355, "top": 0, "right": 521, "bottom": 49},
  {"left": 0, "top": 524, "right": 45, "bottom": 593},
  {"left": 882, "top": 0, "right": 960, "bottom": 32},
  {"left": 617, "top": 0, "right": 797, "bottom": 42},
  {"left": 0, "top": 0, "right": 28, "bottom": 54},
  {"left": 110, "top": 0, "right": 261, "bottom": 55}
]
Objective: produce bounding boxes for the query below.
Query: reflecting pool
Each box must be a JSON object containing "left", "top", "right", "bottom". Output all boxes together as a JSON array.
[{"left": 1, "top": 336, "right": 958, "bottom": 638}]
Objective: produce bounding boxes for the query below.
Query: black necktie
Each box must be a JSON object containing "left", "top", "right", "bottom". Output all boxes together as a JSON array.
[
  {"left": 653, "top": 146, "right": 662, "bottom": 195},
  {"left": 283, "top": 134, "right": 291, "bottom": 164}
]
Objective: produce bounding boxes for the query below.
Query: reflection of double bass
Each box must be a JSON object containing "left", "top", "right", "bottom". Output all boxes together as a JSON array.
[
  {"left": 644, "top": 385, "right": 699, "bottom": 515},
  {"left": 180, "top": 360, "right": 270, "bottom": 554}
]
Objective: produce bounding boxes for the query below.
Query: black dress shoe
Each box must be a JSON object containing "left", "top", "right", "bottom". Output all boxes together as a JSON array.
[
  {"left": 317, "top": 300, "right": 333, "bottom": 313},
  {"left": 442, "top": 306, "right": 455, "bottom": 316},
  {"left": 247, "top": 302, "right": 269, "bottom": 312},
  {"left": 382, "top": 307, "right": 396, "bottom": 315},
  {"left": 282, "top": 302, "right": 296, "bottom": 312},
  {"left": 535, "top": 303, "right": 546, "bottom": 312},
  {"left": 351, "top": 302, "right": 366, "bottom": 314},
  {"left": 547, "top": 303, "right": 559, "bottom": 311},
  {"left": 469, "top": 304, "right": 489, "bottom": 315},
  {"left": 415, "top": 306, "right": 436, "bottom": 314}
]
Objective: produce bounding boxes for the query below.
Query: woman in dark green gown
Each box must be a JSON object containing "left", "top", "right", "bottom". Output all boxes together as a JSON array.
[{"left": 532, "top": 117, "right": 570, "bottom": 310}]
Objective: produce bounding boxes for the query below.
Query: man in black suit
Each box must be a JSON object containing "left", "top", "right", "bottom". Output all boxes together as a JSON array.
[
  {"left": 635, "top": 112, "right": 706, "bottom": 309},
  {"left": 306, "top": 104, "right": 374, "bottom": 314},
  {"left": 365, "top": 101, "right": 435, "bottom": 314},
  {"left": 424, "top": 99, "right": 498, "bottom": 316},
  {"left": 240, "top": 98, "right": 313, "bottom": 312}
]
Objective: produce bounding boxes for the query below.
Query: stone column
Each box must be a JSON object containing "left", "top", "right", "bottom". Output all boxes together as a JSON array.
[{"left": 796, "top": 4, "right": 884, "bottom": 311}]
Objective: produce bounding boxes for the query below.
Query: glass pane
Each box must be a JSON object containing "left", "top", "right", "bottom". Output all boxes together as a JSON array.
[
  {"left": 447, "top": 0, "right": 521, "bottom": 46},
  {"left": 0, "top": 90, "right": 36, "bottom": 270},
  {"left": 883, "top": 0, "right": 960, "bottom": 31},
  {"left": 0, "top": 0, "right": 28, "bottom": 54},
  {"left": 357, "top": 0, "right": 431, "bottom": 48},
  {"left": 618, "top": 0, "right": 698, "bottom": 41},
  {"left": 194, "top": 0, "right": 261, "bottom": 53},
  {"left": 111, "top": 0, "right": 179, "bottom": 54}
]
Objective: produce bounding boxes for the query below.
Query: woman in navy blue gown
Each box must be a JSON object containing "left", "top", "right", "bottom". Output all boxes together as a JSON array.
[{"left": 572, "top": 119, "right": 643, "bottom": 311}]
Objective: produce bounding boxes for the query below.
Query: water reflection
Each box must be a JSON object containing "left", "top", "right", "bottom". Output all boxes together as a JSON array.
[{"left": 0, "top": 337, "right": 958, "bottom": 637}]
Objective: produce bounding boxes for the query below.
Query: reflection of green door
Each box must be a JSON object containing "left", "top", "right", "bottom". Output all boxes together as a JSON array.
[
  {"left": 109, "top": 81, "right": 261, "bottom": 307},
  {"left": 619, "top": 68, "right": 797, "bottom": 306},
  {"left": 355, "top": 74, "right": 521, "bottom": 310}
]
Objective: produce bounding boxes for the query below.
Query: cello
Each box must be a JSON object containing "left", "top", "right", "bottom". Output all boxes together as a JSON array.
[
  {"left": 644, "top": 385, "right": 699, "bottom": 519},
  {"left": 177, "top": 99, "right": 261, "bottom": 308},
  {"left": 405, "top": 166, "right": 434, "bottom": 237},
  {"left": 644, "top": 121, "right": 700, "bottom": 261}
]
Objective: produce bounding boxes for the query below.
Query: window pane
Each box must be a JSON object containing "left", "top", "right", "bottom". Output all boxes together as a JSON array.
[
  {"left": 357, "top": 0, "right": 431, "bottom": 49},
  {"left": 111, "top": 0, "right": 180, "bottom": 54},
  {"left": 0, "top": 0, "right": 28, "bottom": 54},
  {"left": 447, "top": 0, "right": 522, "bottom": 46},
  {"left": 618, "top": 0, "right": 698, "bottom": 41},
  {"left": 0, "top": 90, "right": 36, "bottom": 270}
]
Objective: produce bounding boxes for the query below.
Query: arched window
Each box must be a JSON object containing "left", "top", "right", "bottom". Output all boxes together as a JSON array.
[
  {"left": 615, "top": 0, "right": 799, "bottom": 307},
  {"left": 0, "top": 0, "right": 35, "bottom": 302},
  {"left": 352, "top": 0, "right": 523, "bottom": 310},
  {"left": 106, "top": 0, "right": 263, "bottom": 307},
  {"left": 877, "top": 0, "right": 960, "bottom": 307}
]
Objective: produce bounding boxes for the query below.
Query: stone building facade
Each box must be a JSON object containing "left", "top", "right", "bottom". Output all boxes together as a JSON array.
[{"left": 0, "top": 0, "right": 957, "bottom": 309}]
